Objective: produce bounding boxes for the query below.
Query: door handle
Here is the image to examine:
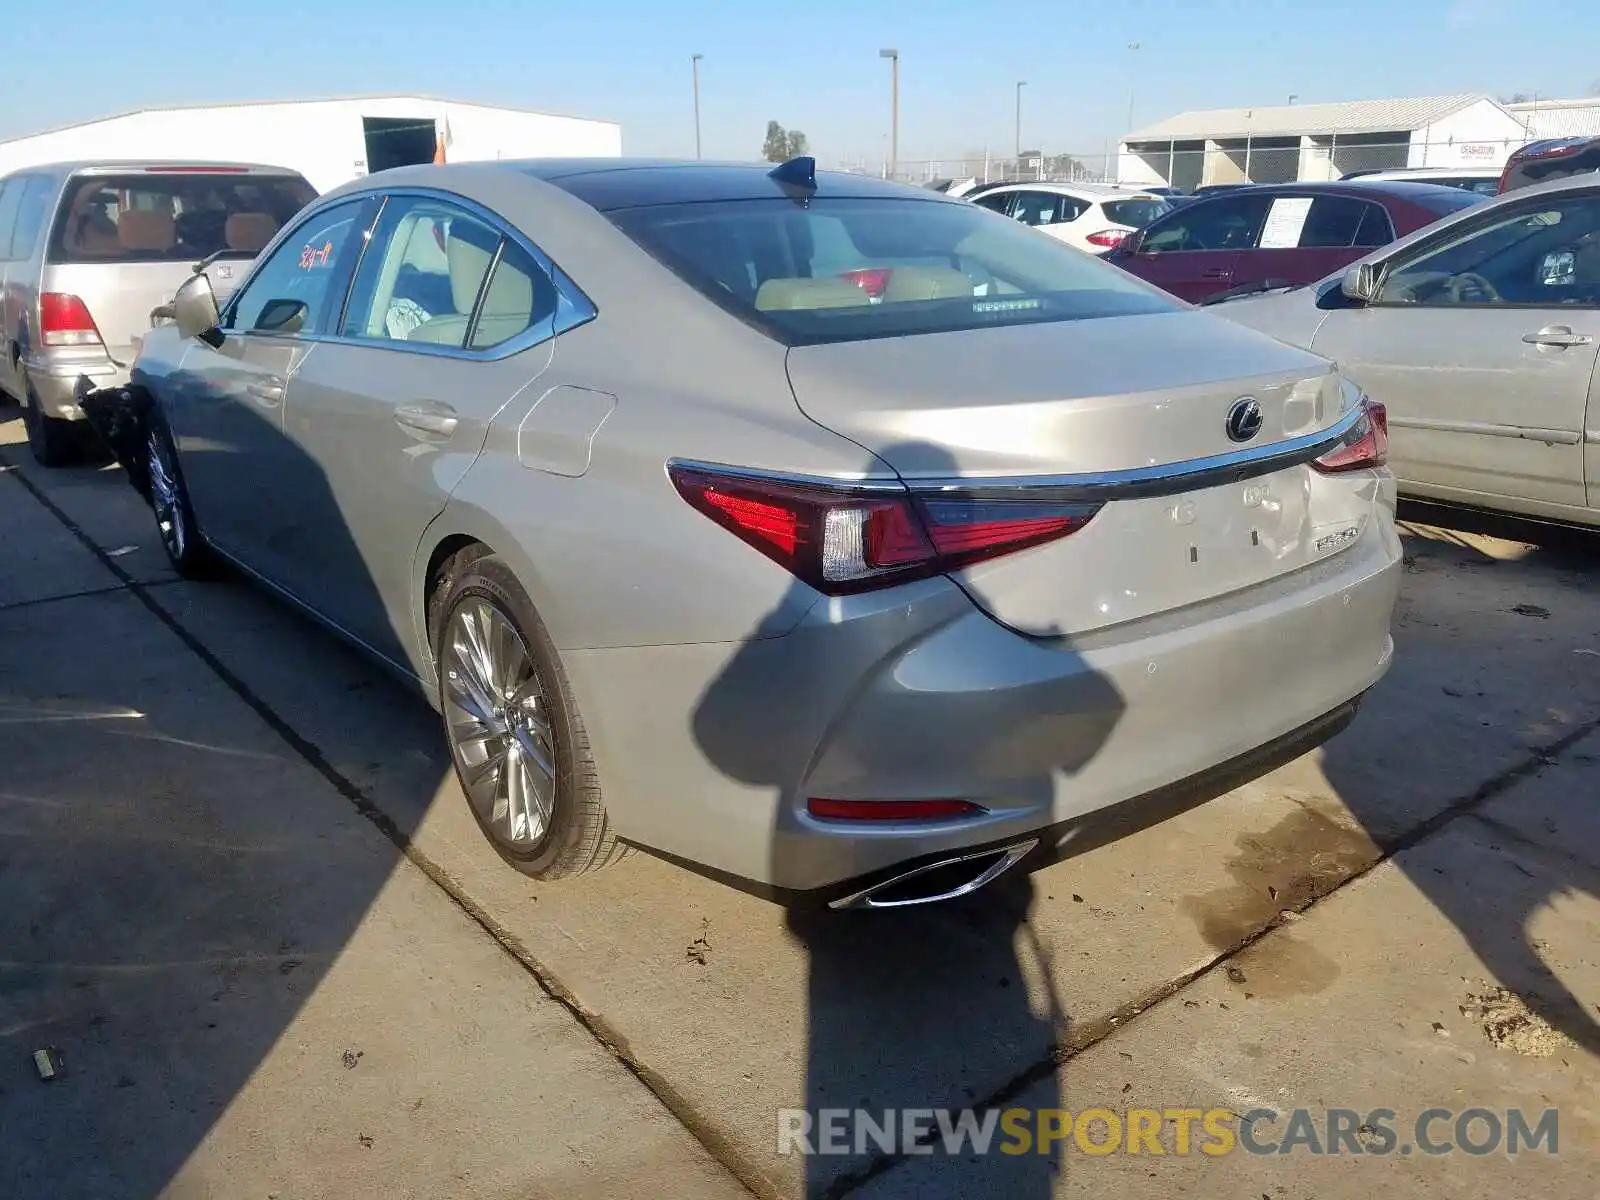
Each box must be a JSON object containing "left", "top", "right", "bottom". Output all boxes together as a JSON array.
[
  {"left": 394, "top": 402, "right": 459, "bottom": 439},
  {"left": 246, "top": 379, "right": 284, "bottom": 407},
  {"left": 1199, "top": 267, "right": 1232, "bottom": 279},
  {"left": 1522, "top": 325, "right": 1593, "bottom": 349}
]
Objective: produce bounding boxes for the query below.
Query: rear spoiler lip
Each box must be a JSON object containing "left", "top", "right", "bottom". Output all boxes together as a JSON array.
[{"left": 906, "top": 403, "right": 1368, "bottom": 504}]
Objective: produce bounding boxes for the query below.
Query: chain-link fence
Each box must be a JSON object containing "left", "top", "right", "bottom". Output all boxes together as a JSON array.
[{"left": 842, "top": 136, "right": 1529, "bottom": 191}]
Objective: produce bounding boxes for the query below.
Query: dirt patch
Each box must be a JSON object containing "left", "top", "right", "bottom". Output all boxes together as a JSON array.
[{"left": 1461, "top": 985, "right": 1576, "bottom": 1058}]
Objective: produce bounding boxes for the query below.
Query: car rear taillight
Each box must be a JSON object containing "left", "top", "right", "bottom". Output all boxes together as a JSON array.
[
  {"left": 807, "top": 798, "right": 986, "bottom": 822},
  {"left": 667, "top": 463, "right": 1100, "bottom": 594},
  {"left": 1085, "top": 229, "right": 1129, "bottom": 249},
  {"left": 40, "top": 293, "right": 104, "bottom": 348},
  {"left": 839, "top": 268, "right": 893, "bottom": 299},
  {"left": 1312, "top": 400, "right": 1388, "bottom": 474}
]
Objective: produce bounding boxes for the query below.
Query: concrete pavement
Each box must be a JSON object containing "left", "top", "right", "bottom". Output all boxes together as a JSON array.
[{"left": 1, "top": 406, "right": 1596, "bottom": 1198}]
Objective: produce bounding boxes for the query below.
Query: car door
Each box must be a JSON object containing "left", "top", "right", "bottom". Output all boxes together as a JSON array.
[
  {"left": 273, "top": 192, "right": 564, "bottom": 670},
  {"left": 1240, "top": 194, "right": 1393, "bottom": 290},
  {"left": 1312, "top": 188, "right": 1600, "bottom": 512},
  {"left": 165, "top": 197, "right": 376, "bottom": 569},
  {"left": 1115, "top": 191, "right": 1271, "bottom": 301}
]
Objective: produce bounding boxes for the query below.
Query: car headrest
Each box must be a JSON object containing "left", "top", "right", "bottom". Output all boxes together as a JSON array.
[
  {"left": 118, "top": 210, "right": 176, "bottom": 253},
  {"left": 225, "top": 212, "right": 279, "bottom": 252}
]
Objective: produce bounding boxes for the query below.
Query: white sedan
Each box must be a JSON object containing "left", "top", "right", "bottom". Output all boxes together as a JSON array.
[{"left": 968, "top": 182, "right": 1172, "bottom": 254}]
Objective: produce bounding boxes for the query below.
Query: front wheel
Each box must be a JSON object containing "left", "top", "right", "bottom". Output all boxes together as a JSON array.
[
  {"left": 145, "top": 415, "right": 214, "bottom": 578},
  {"left": 434, "top": 551, "right": 627, "bottom": 880}
]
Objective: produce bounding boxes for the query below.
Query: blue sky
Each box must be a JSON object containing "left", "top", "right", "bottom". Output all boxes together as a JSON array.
[{"left": 2, "top": 0, "right": 1593, "bottom": 167}]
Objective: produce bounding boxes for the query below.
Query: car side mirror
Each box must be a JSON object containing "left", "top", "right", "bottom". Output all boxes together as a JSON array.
[
  {"left": 1340, "top": 261, "right": 1380, "bottom": 304},
  {"left": 254, "top": 298, "right": 308, "bottom": 335},
  {"left": 173, "top": 273, "right": 222, "bottom": 343}
]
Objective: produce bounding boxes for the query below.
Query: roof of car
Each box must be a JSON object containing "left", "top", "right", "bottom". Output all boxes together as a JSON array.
[
  {"left": 0, "top": 159, "right": 306, "bottom": 179},
  {"left": 968, "top": 181, "right": 1158, "bottom": 198},
  {"left": 1183, "top": 179, "right": 1482, "bottom": 205},
  {"left": 502, "top": 157, "right": 951, "bottom": 210}
]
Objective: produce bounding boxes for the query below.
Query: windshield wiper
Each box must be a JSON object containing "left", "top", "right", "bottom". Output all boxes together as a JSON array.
[{"left": 1198, "top": 278, "right": 1295, "bottom": 306}]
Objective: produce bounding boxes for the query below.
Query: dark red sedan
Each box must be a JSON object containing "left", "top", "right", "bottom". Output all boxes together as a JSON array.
[{"left": 1106, "top": 180, "right": 1484, "bottom": 303}]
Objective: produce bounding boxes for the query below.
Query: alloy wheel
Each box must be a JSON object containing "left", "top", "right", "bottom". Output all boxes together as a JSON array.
[
  {"left": 442, "top": 597, "right": 557, "bottom": 848},
  {"left": 146, "top": 428, "right": 187, "bottom": 562}
]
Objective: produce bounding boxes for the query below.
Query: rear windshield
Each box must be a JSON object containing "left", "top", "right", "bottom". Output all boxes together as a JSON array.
[
  {"left": 608, "top": 197, "right": 1178, "bottom": 345},
  {"left": 1410, "top": 187, "right": 1491, "bottom": 217},
  {"left": 48, "top": 172, "right": 317, "bottom": 264},
  {"left": 1101, "top": 197, "right": 1170, "bottom": 228}
]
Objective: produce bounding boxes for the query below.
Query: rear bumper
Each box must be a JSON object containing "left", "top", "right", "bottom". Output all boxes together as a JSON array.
[
  {"left": 563, "top": 516, "right": 1402, "bottom": 896},
  {"left": 25, "top": 354, "right": 126, "bottom": 420}
]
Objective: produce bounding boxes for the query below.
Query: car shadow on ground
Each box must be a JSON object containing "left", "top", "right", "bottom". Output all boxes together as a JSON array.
[
  {"left": 689, "top": 440, "right": 1136, "bottom": 1197},
  {"left": 0, "top": 396, "right": 453, "bottom": 1197},
  {"left": 1321, "top": 502, "right": 1600, "bottom": 1057}
]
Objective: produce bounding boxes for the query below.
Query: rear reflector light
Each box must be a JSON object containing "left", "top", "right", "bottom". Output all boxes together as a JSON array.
[
  {"left": 1312, "top": 400, "right": 1388, "bottom": 474},
  {"left": 669, "top": 463, "right": 1100, "bottom": 594},
  {"left": 808, "top": 798, "right": 985, "bottom": 822},
  {"left": 839, "top": 268, "right": 893, "bottom": 299},
  {"left": 40, "top": 293, "right": 104, "bottom": 347},
  {"left": 1085, "top": 229, "right": 1129, "bottom": 248}
]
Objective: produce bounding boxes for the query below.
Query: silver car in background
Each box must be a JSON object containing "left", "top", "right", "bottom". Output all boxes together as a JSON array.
[
  {"left": 0, "top": 161, "right": 316, "bottom": 464},
  {"left": 102, "top": 158, "right": 1401, "bottom": 909},
  {"left": 1217, "top": 173, "right": 1600, "bottom": 529}
]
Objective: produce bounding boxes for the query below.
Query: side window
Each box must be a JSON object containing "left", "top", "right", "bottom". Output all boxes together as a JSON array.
[
  {"left": 0, "top": 179, "right": 22, "bottom": 261},
  {"left": 225, "top": 199, "right": 371, "bottom": 335},
  {"left": 972, "top": 193, "right": 1014, "bottom": 217},
  {"left": 469, "top": 239, "right": 559, "bottom": 350},
  {"left": 10, "top": 177, "right": 57, "bottom": 260},
  {"left": 1142, "top": 194, "right": 1271, "bottom": 253},
  {"left": 1377, "top": 193, "right": 1600, "bottom": 308},
  {"left": 1353, "top": 204, "right": 1394, "bottom": 247},
  {"left": 1295, "top": 197, "right": 1382, "bottom": 248},
  {"left": 1012, "top": 191, "right": 1067, "bottom": 227},
  {"left": 340, "top": 195, "right": 504, "bottom": 348}
]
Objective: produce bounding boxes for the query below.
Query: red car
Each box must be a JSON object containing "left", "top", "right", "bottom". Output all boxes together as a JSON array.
[{"left": 1106, "top": 180, "right": 1484, "bottom": 303}]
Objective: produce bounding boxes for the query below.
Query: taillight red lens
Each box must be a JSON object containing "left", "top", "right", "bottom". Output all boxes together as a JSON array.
[
  {"left": 808, "top": 797, "right": 985, "bottom": 821},
  {"left": 839, "top": 268, "right": 893, "bottom": 299},
  {"left": 1085, "top": 229, "right": 1128, "bottom": 248},
  {"left": 1312, "top": 400, "right": 1389, "bottom": 474},
  {"left": 39, "top": 293, "right": 103, "bottom": 347},
  {"left": 668, "top": 464, "right": 1100, "bottom": 594}
]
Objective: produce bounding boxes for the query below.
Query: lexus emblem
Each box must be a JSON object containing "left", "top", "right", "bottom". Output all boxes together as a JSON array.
[{"left": 1225, "top": 397, "right": 1264, "bottom": 443}]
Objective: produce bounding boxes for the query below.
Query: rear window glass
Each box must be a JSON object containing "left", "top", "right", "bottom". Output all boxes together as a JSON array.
[
  {"left": 608, "top": 197, "right": 1177, "bottom": 345},
  {"left": 1410, "top": 187, "right": 1491, "bottom": 217},
  {"left": 1101, "top": 197, "right": 1169, "bottom": 228},
  {"left": 48, "top": 172, "right": 317, "bottom": 264}
]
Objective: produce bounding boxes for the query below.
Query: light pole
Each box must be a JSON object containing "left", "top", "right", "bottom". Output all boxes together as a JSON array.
[
  {"left": 1015, "top": 80, "right": 1026, "bottom": 169},
  {"left": 879, "top": 48, "right": 899, "bottom": 180},
  {"left": 691, "top": 54, "right": 703, "bottom": 159},
  {"left": 1125, "top": 42, "right": 1140, "bottom": 134}
]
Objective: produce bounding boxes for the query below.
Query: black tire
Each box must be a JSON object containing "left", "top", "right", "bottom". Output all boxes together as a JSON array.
[
  {"left": 144, "top": 410, "right": 216, "bottom": 579},
  {"left": 23, "top": 382, "right": 83, "bottom": 467},
  {"left": 432, "top": 548, "right": 627, "bottom": 880}
]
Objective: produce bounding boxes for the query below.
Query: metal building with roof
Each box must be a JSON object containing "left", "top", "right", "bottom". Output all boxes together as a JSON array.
[
  {"left": 0, "top": 96, "right": 622, "bottom": 194},
  {"left": 1117, "top": 94, "right": 1530, "bottom": 190},
  {"left": 1506, "top": 97, "right": 1600, "bottom": 141}
]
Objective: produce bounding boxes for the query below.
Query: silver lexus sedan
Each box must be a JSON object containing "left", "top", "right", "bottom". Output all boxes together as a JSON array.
[{"left": 95, "top": 157, "right": 1401, "bottom": 909}]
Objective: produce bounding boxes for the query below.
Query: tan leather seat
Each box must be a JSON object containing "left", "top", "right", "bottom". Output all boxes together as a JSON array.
[
  {"left": 408, "top": 232, "right": 497, "bottom": 345},
  {"left": 117, "top": 210, "right": 176, "bottom": 253},
  {"left": 881, "top": 266, "right": 973, "bottom": 302},
  {"left": 754, "top": 277, "right": 873, "bottom": 311},
  {"left": 225, "top": 212, "right": 279, "bottom": 253},
  {"left": 469, "top": 250, "right": 536, "bottom": 348}
]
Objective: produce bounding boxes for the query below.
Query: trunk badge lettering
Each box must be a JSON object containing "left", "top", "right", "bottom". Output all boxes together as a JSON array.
[
  {"left": 1170, "top": 500, "right": 1197, "bottom": 525},
  {"left": 1226, "top": 397, "right": 1264, "bottom": 443}
]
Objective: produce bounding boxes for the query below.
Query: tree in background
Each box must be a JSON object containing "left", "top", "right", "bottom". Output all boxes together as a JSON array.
[{"left": 763, "top": 121, "right": 810, "bottom": 162}]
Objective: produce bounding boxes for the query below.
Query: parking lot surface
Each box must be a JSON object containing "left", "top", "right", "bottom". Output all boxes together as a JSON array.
[{"left": 1, "top": 408, "right": 1596, "bottom": 1198}]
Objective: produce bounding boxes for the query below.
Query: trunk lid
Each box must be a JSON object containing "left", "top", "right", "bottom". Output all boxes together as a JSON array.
[{"left": 785, "top": 310, "right": 1374, "bottom": 636}]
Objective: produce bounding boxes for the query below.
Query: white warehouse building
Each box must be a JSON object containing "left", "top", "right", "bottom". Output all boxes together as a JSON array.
[
  {"left": 0, "top": 95, "right": 622, "bottom": 193},
  {"left": 1117, "top": 94, "right": 1531, "bottom": 190}
]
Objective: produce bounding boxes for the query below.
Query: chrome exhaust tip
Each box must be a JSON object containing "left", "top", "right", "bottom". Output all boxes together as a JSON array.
[{"left": 828, "top": 837, "right": 1040, "bottom": 911}]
